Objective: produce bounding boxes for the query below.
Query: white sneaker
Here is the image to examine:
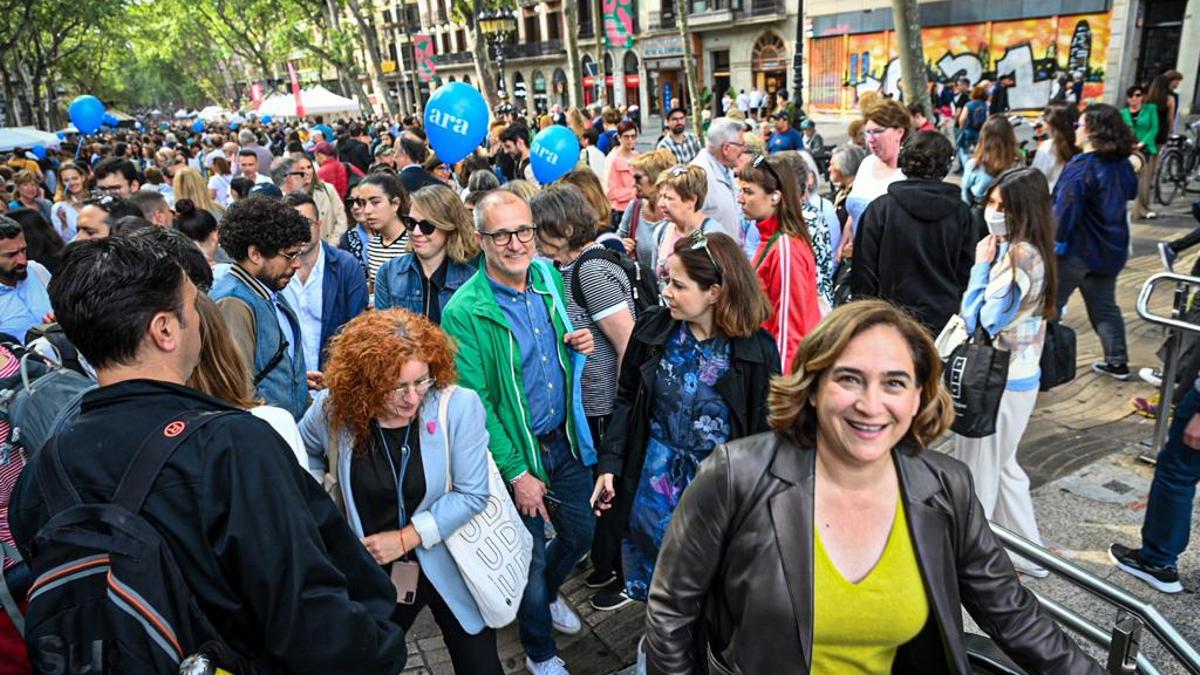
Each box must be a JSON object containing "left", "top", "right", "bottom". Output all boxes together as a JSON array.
[
  {"left": 1147, "top": 211, "right": 1158, "bottom": 219},
  {"left": 526, "top": 655, "right": 570, "bottom": 675},
  {"left": 549, "top": 597, "right": 582, "bottom": 634},
  {"left": 1139, "top": 367, "right": 1163, "bottom": 387}
]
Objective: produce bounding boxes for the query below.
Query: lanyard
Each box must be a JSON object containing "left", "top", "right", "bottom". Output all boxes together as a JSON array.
[
  {"left": 377, "top": 423, "right": 413, "bottom": 530},
  {"left": 754, "top": 230, "right": 784, "bottom": 270}
]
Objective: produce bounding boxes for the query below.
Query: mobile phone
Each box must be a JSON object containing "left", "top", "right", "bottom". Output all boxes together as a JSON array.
[{"left": 544, "top": 492, "right": 564, "bottom": 516}]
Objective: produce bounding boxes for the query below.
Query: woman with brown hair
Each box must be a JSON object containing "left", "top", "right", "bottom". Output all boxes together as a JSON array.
[
  {"left": 51, "top": 160, "right": 89, "bottom": 241},
  {"left": 1031, "top": 104, "right": 1077, "bottom": 193},
  {"left": 641, "top": 299, "right": 1103, "bottom": 674},
  {"left": 962, "top": 114, "right": 1020, "bottom": 226},
  {"left": 298, "top": 309, "right": 502, "bottom": 675},
  {"left": 374, "top": 184, "right": 479, "bottom": 322},
  {"left": 605, "top": 120, "right": 641, "bottom": 229},
  {"left": 560, "top": 168, "right": 612, "bottom": 235},
  {"left": 592, "top": 231, "right": 777, "bottom": 604},
  {"left": 185, "top": 293, "right": 308, "bottom": 473}
]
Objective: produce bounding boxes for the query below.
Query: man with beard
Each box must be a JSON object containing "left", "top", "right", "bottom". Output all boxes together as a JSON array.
[
  {"left": 656, "top": 107, "right": 702, "bottom": 164},
  {"left": 210, "top": 196, "right": 313, "bottom": 419},
  {"left": 500, "top": 122, "right": 536, "bottom": 184},
  {"left": 0, "top": 215, "right": 51, "bottom": 342}
]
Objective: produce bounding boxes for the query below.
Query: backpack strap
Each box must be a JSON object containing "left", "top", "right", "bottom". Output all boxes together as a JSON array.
[
  {"left": 0, "top": 541, "right": 23, "bottom": 636},
  {"left": 569, "top": 247, "right": 609, "bottom": 317},
  {"left": 112, "top": 410, "right": 236, "bottom": 513},
  {"left": 36, "top": 436, "right": 82, "bottom": 515}
]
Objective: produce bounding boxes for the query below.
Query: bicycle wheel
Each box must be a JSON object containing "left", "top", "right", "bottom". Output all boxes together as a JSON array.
[{"left": 1156, "top": 150, "right": 1185, "bottom": 205}]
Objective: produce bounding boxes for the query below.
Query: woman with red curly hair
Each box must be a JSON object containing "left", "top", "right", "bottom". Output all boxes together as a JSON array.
[{"left": 298, "top": 309, "right": 503, "bottom": 675}]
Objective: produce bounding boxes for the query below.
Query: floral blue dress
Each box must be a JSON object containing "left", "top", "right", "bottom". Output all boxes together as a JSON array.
[{"left": 624, "top": 323, "right": 732, "bottom": 600}]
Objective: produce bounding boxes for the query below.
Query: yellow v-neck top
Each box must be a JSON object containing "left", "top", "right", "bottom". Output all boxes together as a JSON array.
[{"left": 811, "top": 497, "right": 929, "bottom": 674}]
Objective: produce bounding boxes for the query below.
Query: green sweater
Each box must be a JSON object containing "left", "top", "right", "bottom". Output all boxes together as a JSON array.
[
  {"left": 1121, "top": 103, "right": 1159, "bottom": 155},
  {"left": 441, "top": 262, "right": 582, "bottom": 484}
]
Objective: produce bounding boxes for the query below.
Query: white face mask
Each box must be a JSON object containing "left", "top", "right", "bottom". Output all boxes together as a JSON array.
[{"left": 984, "top": 207, "right": 1008, "bottom": 236}]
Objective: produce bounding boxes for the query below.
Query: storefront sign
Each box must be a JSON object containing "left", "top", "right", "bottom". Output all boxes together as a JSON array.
[{"left": 642, "top": 35, "right": 686, "bottom": 59}]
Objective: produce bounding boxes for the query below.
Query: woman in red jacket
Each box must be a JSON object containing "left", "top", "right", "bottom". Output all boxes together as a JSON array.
[{"left": 737, "top": 153, "right": 822, "bottom": 372}]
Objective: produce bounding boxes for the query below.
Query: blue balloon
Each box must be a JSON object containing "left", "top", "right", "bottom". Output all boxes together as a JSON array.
[
  {"left": 135, "top": 121, "right": 144, "bottom": 131},
  {"left": 260, "top": 114, "right": 273, "bottom": 124},
  {"left": 55, "top": 131, "right": 67, "bottom": 140},
  {"left": 102, "top": 113, "right": 119, "bottom": 128},
  {"left": 529, "top": 126, "right": 581, "bottom": 185},
  {"left": 31, "top": 145, "right": 46, "bottom": 160},
  {"left": 423, "top": 82, "right": 488, "bottom": 164},
  {"left": 192, "top": 118, "right": 206, "bottom": 133},
  {"left": 68, "top": 95, "right": 106, "bottom": 134}
]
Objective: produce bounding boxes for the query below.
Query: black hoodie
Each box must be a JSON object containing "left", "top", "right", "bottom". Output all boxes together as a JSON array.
[{"left": 850, "top": 178, "right": 982, "bottom": 333}]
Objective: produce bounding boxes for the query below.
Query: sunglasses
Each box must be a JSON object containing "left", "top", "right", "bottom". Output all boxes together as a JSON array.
[
  {"left": 667, "top": 164, "right": 690, "bottom": 177},
  {"left": 752, "top": 154, "right": 785, "bottom": 190},
  {"left": 688, "top": 229, "right": 723, "bottom": 283},
  {"left": 401, "top": 215, "right": 439, "bottom": 236}
]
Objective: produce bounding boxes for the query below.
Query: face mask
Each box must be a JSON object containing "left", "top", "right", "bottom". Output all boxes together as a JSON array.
[{"left": 984, "top": 207, "right": 1007, "bottom": 236}]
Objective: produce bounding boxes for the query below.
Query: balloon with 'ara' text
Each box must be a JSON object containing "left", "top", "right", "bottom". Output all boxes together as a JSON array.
[
  {"left": 530, "top": 126, "right": 581, "bottom": 184},
  {"left": 423, "top": 82, "right": 488, "bottom": 164},
  {"left": 68, "top": 95, "right": 106, "bottom": 135}
]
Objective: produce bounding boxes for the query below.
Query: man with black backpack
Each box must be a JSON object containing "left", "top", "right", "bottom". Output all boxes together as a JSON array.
[{"left": 8, "top": 235, "right": 407, "bottom": 674}]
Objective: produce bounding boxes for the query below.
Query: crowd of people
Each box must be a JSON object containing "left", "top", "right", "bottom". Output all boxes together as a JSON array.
[{"left": 0, "top": 77, "right": 1192, "bottom": 675}]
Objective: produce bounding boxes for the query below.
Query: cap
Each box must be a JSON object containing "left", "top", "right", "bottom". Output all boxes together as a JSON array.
[
  {"left": 374, "top": 144, "right": 395, "bottom": 157},
  {"left": 800, "top": 119, "right": 815, "bottom": 130},
  {"left": 312, "top": 141, "right": 336, "bottom": 156},
  {"left": 249, "top": 182, "right": 283, "bottom": 198},
  {"left": 771, "top": 111, "right": 789, "bottom": 120}
]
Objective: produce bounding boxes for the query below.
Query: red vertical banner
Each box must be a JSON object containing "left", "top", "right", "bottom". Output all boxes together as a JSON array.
[
  {"left": 414, "top": 34, "right": 436, "bottom": 83},
  {"left": 250, "top": 82, "right": 264, "bottom": 110},
  {"left": 287, "top": 62, "right": 305, "bottom": 117}
]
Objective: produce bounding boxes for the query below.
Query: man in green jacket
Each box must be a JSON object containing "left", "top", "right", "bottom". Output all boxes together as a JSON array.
[{"left": 442, "top": 190, "right": 596, "bottom": 675}]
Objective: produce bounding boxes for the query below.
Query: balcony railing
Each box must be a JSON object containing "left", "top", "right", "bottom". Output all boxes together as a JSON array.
[
  {"left": 504, "top": 39, "right": 564, "bottom": 59},
  {"left": 741, "top": 0, "right": 783, "bottom": 16},
  {"left": 437, "top": 51, "right": 474, "bottom": 65}
]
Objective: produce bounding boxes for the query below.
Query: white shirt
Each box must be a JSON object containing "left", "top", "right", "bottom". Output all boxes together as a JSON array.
[
  {"left": 583, "top": 146, "right": 607, "bottom": 188},
  {"left": 282, "top": 244, "right": 325, "bottom": 374},
  {"left": 249, "top": 405, "right": 313, "bottom": 479},
  {"left": 736, "top": 93, "right": 750, "bottom": 111},
  {"left": 208, "top": 174, "right": 232, "bottom": 206}
]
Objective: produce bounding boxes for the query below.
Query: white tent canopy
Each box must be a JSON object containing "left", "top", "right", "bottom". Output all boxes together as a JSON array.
[
  {"left": 257, "top": 86, "right": 362, "bottom": 118},
  {"left": 0, "top": 127, "right": 61, "bottom": 152},
  {"left": 198, "top": 105, "right": 232, "bottom": 121}
]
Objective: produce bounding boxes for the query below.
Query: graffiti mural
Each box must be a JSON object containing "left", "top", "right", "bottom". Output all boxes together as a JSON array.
[{"left": 808, "top": 12, "right": 1111, "bottom": 111}]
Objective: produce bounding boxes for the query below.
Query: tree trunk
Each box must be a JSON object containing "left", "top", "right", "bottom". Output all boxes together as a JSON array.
[
  {"left": 345, "top": 0, "right": 399, "bottom": 116},
  {"left": 1, "top": 67, "right": 20, "bottom": 127},
  {"left": 563, "top": 0, "right": 583, "bottom": 108},
  {"left": 471, "top": 24, "right": 500, "bottom": 110},
  {"left": 676, "top": 0, "right": 702, "bottom": 137},
  {"left": 891, "top": 0, "right": 930, "bottom": 116},
  {"left": 594, "top": 0, "right": 605, "bottom": 106}
]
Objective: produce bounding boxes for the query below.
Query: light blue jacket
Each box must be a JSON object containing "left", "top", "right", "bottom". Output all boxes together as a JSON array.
[{"left": 299, "top": 385, "right": 492, "bottom": 634}]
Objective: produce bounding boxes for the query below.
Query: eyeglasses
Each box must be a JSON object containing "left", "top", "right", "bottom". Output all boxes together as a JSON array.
[
  {"left": 864, "top": 127, "right": 892, "bottom": 137},
  {"left": 392, "top": 376, "right": 435, "bottom": 397},
  {"left": 287, "top": 171, "right": 308, "bottom": 177},
  {"left": 481, "top": 225, "right": 537, "bottom": 246},
  {"left": 621, "top": 132, "right": 638, "bottom": 139},
  {"left": 277, "top": 248, "right": 304, "bottom": 262},
  {"left": 94, "top": 184, "right": 124, "bottom": 194},
  {"left": 752, "top": 154, "right": 785, "bottom": 190},
  {"left": 348, "top": 198, "right": 367, "bottom": 208},
  {"left": 401, "top": 215, "right": 439, "bottom": 236},
  {"left": 688, "top": 229, "right": 723, "bottom": 283}
]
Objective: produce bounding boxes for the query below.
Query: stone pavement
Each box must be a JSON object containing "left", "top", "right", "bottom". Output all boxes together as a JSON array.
[{"left": 401, "top": 197, "right": 1200, "bottom": 674}]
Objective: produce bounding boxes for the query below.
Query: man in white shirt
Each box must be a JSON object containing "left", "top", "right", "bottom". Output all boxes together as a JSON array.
[
  {"left": 0, "top": 216, "right": 51, "bottom": 343},
  {"left": 736, "top": 89, "right": 751, "bottom": 116},
  {"left": 238, "top": 150, "right": 274, "bottom": 186}
]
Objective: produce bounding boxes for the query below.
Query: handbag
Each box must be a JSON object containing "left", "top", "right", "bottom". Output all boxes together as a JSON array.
[
  {"left": 438, "top": 385, "right": 533, "bottom": 628},
  {"left": 944, "top": 324, "right": 1010, "bottom": 438},
  {"left": 1038, "top": 320, "right": 1076, "bottom": 391},
  {"left": 934, "top": 314, "right": 969, "bottom": 361}
]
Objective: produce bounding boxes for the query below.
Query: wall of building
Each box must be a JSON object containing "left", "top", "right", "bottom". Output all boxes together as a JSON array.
[{"left": 807, "top": 11, "right": 1115, "bottom": 112}]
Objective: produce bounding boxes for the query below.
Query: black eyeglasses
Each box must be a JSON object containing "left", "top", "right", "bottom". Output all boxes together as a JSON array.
[
  {"left": 287, "top": 171, "right": 308, "bottom": 177},
  {"left": 481, "top": 225, "right": 537, "bottom": 246},
  {"left": 401, "top": 215, "right": 438, "bottom": 236},
  {"left": 752, "top": 154, "right": 785, "bottom": 190},
  {"left": 688, "top": 229, "right": 723, "bottom": 283}
]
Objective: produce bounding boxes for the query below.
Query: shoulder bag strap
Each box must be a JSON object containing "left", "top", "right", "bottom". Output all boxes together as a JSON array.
[
  {"left": 35, "top": 435, "right": 81, "bottom": 515},
  {"left": 440, "top": 385, "right": 458, "bottom": 494},
  {"left": 0, "top": 541, "right": 23, "bottom": 636},
  {"left": 112, "top": 410, "right": 236, "bottom": 513}
]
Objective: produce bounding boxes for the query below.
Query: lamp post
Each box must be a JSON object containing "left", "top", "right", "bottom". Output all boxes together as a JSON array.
[{"left": 479, "top": 8, "right": 517, "bottom": 102}]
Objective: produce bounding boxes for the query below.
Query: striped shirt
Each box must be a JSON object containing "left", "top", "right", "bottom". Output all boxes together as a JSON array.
[
  {"left": 561, "top": 245, "right": 636, "bottom": 418},
  {"left": 961, "top": 241, "right": 1047, "bottom": 391},
  {"left": 367, "top": 232, "right": 409, "bottom": 285},
  {"left": 657, "top": 131, "right": 703, "bottom": 164}
]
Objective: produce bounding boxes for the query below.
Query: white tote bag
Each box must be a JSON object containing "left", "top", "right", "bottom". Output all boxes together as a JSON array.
[{"left": 439, "top": 385, "right": 533, "bottom": 628}]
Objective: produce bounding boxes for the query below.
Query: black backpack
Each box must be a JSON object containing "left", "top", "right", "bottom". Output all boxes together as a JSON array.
[
  {"left": 22, "top": 410, "right": 250, "bottom": 674},
  {"left": 569, "top": 247, "right": 660, "bottom": 316}
]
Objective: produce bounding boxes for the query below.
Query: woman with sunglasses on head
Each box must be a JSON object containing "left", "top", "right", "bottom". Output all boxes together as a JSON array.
[
  {"left": 299, "top": 309, "right": 503, "bottom": 675},
  {"left": 355, "top": 172, "right": 411, "bottom": 294},
  {"left": 947, "top": 167, "right": 1059, "bottom": 577},
  {"left": 374, "top": 185, "right": 480, "bottom": 322},
  {"left": 737, "top": 153, "right": 822, "bottom": 372},
  {"left": 605, "top": 120, "right": 642, "bottom": 230},
  {"left": 592, "top": 231, "right": 777, "bottom": 604},
  {"left": 653, "top": 164, "right": 723, "bottom": 288}
]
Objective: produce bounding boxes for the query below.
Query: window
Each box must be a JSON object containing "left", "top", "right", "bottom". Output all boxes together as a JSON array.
[{"left": 546, "top": 11, "right": 561, "bottom": 40}]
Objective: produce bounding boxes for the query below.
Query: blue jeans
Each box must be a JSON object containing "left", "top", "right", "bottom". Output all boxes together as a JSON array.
[
  {"left": 517, "top": 435, "right": 596, "bottom": 662},
  {"left": 1140, "top": 387, "right": 1200, "bottom": 567}
]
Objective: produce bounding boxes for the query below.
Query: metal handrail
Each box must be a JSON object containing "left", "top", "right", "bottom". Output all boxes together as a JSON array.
[
  {"left": 1028, "top": 590, "right": 1160, "bottom": 675},
  {"left": 1135, "top": 272, "right": 1200, "bottom": 454},
  {"left": 991, "top": 524, "right": 1200, "bottom": 673}
]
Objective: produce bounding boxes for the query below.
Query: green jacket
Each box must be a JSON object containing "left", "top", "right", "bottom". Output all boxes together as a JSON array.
[
  {"left": 1121, "top": 103, "right": 1159, "bottom": 155},
  {"left": 441, "top": 262, "right": 584, "bottom": 484}
]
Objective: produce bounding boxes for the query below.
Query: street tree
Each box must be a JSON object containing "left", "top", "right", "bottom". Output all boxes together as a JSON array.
[
  {"left": 676, "top": 0, "right": 702, "bottom": 136},
  {"left": 562, "top": 0, "right": 584, "bottom": 108},
  {"left": 891, "top": 0, "right": 931, "bottom": 116}
]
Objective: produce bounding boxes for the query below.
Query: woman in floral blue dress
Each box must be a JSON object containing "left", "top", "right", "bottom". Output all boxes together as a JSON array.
[{"left": 593, "top": 232, "right": 780, "bottom": 602}]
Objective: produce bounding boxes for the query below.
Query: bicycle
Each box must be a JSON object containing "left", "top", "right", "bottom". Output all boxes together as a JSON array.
[{"left": 1155, "top": 118, "right": 1200, "bottom": 206}]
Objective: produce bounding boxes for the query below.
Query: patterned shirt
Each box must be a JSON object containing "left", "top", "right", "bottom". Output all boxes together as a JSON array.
[
  {"left": 961, "top": 241, "right": 1046, "bottom": 391},
  {"left": 657, "top": 131, "right": 703, "bottom": 164}
]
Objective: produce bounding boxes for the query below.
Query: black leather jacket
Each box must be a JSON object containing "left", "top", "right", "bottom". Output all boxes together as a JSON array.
[{"left": 644, "top": 433, "right": 1104, "bottom": 675}]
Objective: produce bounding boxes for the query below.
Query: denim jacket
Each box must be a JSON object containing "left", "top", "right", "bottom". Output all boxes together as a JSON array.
[
  {"left": 373, "top": 253, "right": 478, "bottom": 319},
  {"left": 211, "top": 265, "right": 309, "bottom": 419},
  {"left": 299, "top": 386, "right": 492, "bottom": 634}
]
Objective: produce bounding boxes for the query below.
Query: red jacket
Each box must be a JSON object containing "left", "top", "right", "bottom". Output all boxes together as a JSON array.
[
  {"left": 317, "top": 157, "right": 349, "bottom": 199},
  {"left": 752, "top": 215, "right": 821, "bottom": 372}
]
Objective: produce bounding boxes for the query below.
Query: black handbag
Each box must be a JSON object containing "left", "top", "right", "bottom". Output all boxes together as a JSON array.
[
  {"left": 944, "top": 325, "right": 1010, "bottom": 438},
  {"left": 1039, "top": 320, "right": 1076, "bottom": 391}
]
